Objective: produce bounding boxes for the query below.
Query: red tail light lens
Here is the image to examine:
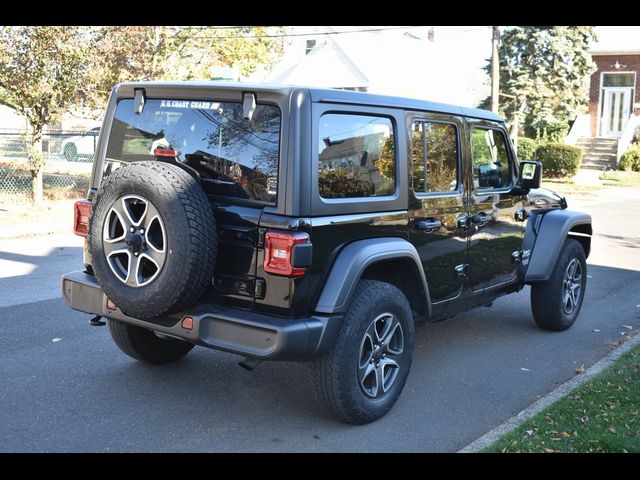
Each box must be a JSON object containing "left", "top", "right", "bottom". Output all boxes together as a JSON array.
[
  {"left": 263, "top": 231, "right": 310, "bottom": 277},
  {"left": 73, "top": 199, "right": 92, "bottom": 237},
  {"left": 153, "top": 148, "right": 178, "bottom": 157}
]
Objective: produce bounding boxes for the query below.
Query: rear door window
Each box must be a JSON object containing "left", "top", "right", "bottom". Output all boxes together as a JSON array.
[{"left": 106, "top": 99, "right": 281, "bottom": 204}]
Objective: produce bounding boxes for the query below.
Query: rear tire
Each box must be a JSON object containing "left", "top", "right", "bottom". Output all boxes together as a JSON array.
[
  {"left": 312, "top": 280, "right": 414, "bottom": 424},
  {"left": 531, "top": 238, "right": 587, "bottom": 331},
  {"left": 108, "top": 319, "right": 194, "bottom": 364}
]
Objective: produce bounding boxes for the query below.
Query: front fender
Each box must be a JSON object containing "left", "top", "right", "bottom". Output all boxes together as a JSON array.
[
  {"left": 314, "top": 237, "right": 431, "bottom": 316},
  {"left": 524, "top": 209, "right": 592, "bottom": 283}
]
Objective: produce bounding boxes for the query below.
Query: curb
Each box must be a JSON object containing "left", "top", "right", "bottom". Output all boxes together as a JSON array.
[{"left": 458, "top": 332, "right": 640, "bottom": 453}]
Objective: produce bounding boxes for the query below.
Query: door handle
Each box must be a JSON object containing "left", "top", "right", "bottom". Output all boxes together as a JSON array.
[
  {"left": 471, "top": 212, "right": 492, "bottom": 225},
  {"left": 415, "top": 218, "right": 442, "bottom": 233},
  {"left": 457, "top": 215, "right": 470, "bottom": 230}
]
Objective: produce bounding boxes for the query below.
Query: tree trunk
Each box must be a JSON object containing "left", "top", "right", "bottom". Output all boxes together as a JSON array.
[
  {"left": 25, "top": 122, "right": 45, "bottom": 204},
  {"left": 31, "top": 168, "right": 43, "bottom": 204}
]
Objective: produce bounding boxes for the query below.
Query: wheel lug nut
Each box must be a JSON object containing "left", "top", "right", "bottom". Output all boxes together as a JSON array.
[
  {"left": 134, "top": 252, "right": 139, "bottom": 256},
  {"left": 130, "top": 227, "right": 135, "bottom": 233},
  {"left": 140, "top": 228, "right": 145, "bottom": 234}
]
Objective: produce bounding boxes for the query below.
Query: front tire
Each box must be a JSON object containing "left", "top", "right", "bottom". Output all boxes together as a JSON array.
[
  {"left": 531, "top": 238, "right": 587, "bottom": 331},
  {"left": 312, "top": 280, "right": 415, "bottom": 424},
  {"left": 108, "top": 319, "right": 194, "bottom": 364}
]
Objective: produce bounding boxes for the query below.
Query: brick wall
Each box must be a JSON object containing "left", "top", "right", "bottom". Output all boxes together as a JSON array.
[{"left": 589, "top": 54, "right": 640, "bottom": 137}]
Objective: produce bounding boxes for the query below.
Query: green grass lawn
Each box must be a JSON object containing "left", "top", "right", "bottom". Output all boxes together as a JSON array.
[
  {"left": 599, "top": 170, "right": 640, "bottom": 188},
  {"left": 484, "top": 343, "right": 640, "bottom": 453}
]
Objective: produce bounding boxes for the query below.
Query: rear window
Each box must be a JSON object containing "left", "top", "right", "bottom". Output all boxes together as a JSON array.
[{"left": 106, "top": 99, "right": 281, "bottom": 204}]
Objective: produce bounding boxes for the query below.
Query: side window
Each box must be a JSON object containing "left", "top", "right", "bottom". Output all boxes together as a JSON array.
[
  {"left": 471, "top": 128, "right": 512, "bottom": 190},
  {"left": 318, "top": 113, "right": 395, "bottom": 199},
  {"left": 411, "top": 121, "right": 458, "bottom": 194}
]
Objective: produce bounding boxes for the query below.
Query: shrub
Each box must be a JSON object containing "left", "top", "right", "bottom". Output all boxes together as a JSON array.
[
  {"left": 619, "top": 143, "right": 640, "bottom": 172},
  {"left": 535, "top": 143, "right": 583, "bottom": 177},
  {"left": 516, "top": 137, "right": 537, "bottom": 161}
]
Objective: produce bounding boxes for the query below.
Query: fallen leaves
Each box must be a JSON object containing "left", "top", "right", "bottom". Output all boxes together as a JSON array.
[{"left": 576, "top": 365, "right": 585, "bottom": 374}]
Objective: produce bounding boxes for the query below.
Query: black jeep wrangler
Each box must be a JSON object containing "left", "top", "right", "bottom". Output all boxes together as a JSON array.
[{"left": 62, "top": 82, "right": 592, "bottom": 424}]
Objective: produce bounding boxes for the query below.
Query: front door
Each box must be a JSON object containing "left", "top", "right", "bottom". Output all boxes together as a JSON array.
[
  {"left": 406, "top": 115, "right": 468, "bottom": 315},
  {"left": 600, "top": 88, "right": 632, "bottom": 137},
  {"left": 467, "top": 124, "right": 525, "bottom": 293}
]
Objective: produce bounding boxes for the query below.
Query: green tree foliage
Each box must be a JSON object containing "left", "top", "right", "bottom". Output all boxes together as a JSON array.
[
  {"left": 516, "top": 137, "right": 538, "bottom": 160},
  {"left": 0, "top": 26, "right": 94, "bottom": 202},
  {"left": 486, "top": 26, "right": 596, "bottom": 140},
  {"left": 91, "top": 27, "right": 284, "bottom": 104}
]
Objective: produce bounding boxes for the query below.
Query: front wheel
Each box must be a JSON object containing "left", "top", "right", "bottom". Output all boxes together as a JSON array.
[
  {"left": 531, "top": 238, "right": 587, "bottom": 331},
  {"left": 312, "top": 280, "right": 415, "bottom": 424},
  {"left": 108, "top": 319, "right": 194, "bottom": 364}
]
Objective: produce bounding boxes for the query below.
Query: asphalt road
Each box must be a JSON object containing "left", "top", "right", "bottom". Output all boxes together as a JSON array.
[{"left": 1, "top": 188, "right": 639, "bottom": 452}]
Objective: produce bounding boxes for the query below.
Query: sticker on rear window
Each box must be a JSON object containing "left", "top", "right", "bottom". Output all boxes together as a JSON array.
[{"left": 159, "top": 100, "right": 219, "bottom": 110}]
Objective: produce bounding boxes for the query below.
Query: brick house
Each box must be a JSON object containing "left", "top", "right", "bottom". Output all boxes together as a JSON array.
[
  {"left": 569, "top": 28, "right": 640, "bottom": 169},
  {"left": 588, "top": 53, "right": 640, "bottom": 138}
]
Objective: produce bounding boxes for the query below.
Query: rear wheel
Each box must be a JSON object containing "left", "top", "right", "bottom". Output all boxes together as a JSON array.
[
  {"left": 312, "top": 280, "right": 414, "bottom": 424},
  {"left": 108, "top": 319, "right": 194, "bottom": 364},
  {"left": 531, "top": 238, "right": 587, "bottom": 331}
]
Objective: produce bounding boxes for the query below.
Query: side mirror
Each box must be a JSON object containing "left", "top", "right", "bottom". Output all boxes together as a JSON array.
[{"left": 517, "top": 160, "right": 542, "bottom": 190}]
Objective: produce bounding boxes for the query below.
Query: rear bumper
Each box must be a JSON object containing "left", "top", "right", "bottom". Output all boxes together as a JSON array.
[{"left": 61, "top": 270, "right": 342, "bottom": 361}]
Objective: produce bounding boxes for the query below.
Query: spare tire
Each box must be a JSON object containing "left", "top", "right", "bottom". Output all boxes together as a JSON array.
[{"left": 89, "top": 161, "right": 217, "bottom": 319}]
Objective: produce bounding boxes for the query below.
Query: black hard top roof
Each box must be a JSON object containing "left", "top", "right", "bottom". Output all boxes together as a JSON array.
[{"left": 117, "top": 81, "right": 503, "bottom": 122}]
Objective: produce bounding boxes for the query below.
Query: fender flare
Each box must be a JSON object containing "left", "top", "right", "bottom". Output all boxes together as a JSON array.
[
  {"left": 314, "top": 237, "right": 431, "bottom": 317},
  {"left": 524, "top": 209, "right": 592, "bottom": 283}
]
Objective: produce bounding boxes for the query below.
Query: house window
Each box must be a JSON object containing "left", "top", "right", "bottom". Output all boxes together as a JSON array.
[
  {"left": 471, "top": 128, "right": 512, "bottom": 190},
  {"left": 305, "top": 39, "right": 317, "bottom": 55},
  {"left": 411, "top": 121, "right": 458, "bottom": 194},
  {"left": 318, "top": 113, "right": 395, "bottom": 198},
  {"left": 602, "top": 73, "right": 635, "bottom": 87}
]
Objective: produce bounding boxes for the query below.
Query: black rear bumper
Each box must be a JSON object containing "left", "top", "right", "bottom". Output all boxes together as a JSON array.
[{"left": 61, "top": 270, "right": 342, "bottom": 360}]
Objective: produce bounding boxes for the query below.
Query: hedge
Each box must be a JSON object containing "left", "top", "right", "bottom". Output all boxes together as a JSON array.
[
  {"left": 516, "top": 137, "right": 537, "bottom": 161},
  {"left": 535, "top": 143, "right": 583, "bottom": 177},
  {"left": 619, "top": 143, "right": 640, "bottom": 172}
]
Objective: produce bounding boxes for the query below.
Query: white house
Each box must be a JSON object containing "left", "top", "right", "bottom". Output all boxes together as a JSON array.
[{"left": 251, "top": 26, "right": 490, "bottom": 108}]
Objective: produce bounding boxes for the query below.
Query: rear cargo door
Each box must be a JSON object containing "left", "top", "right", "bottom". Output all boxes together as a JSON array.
[{"left": 103, "top": 96, "right": 282, "bottom": 309}]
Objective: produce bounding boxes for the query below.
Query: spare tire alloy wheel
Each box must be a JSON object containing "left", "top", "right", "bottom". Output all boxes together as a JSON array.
[
  {"left": 90, "top": 161, "right": 217, "bottom": 319},
  {"left": 103, "top": 195, "right": 167, "bottom": 287}
]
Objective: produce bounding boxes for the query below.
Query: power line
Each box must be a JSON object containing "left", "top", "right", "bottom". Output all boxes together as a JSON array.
[{"left": 170, "top": 26, "right": 427, "bottom": 40}]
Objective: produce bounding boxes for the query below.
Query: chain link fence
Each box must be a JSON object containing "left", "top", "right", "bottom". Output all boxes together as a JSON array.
[{"left": 0, "top": 129, "right": 95, "bottom": 199}]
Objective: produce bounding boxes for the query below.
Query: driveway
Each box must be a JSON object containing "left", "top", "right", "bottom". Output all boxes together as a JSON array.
[{"left": 0, "top": 188, "right": 638, "bottom": 452}]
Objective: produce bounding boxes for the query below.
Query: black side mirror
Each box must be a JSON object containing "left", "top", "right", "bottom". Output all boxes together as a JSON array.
[{"left": 517, "top": 160, "right": 542, "bottom": 191}]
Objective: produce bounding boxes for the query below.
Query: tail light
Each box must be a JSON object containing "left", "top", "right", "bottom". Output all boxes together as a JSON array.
[
  {"left": 153, "top": 148, "right": 178, "bottom": 157},
  {"left": 73, "top": 199, "right": 92, "bottom": 237},
  {"left": 263, "top": 231, "right": 310, "bottom": 277}
]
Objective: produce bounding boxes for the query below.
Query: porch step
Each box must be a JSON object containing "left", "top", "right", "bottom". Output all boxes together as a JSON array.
[{"left": 576, "top": 137, "right": 618, "bottom": 170}]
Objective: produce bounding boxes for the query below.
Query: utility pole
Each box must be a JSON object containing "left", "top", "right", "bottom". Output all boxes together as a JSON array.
[{"left": 491, "top": 26, "right": 500, "bottom": 113}]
